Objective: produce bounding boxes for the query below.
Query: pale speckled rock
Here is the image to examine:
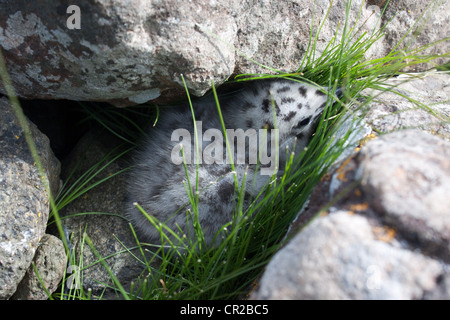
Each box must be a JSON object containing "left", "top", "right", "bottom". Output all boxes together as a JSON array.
[
  {"left": 364, "top": 72, "right": 450, "bottom": 140},
  {"left": 0, "top": 97, "right": 61, "bottom": 299},
  {"left": 379, "top": 0, "right": 450, "bottom": 71},
  {"left": 11, "top": 234, "right": 67, "bottom": 300},
  {"left": 0, "top": 1, "right": 447, "bottom": 104},
  {"left": 252, "top": 129, "right": 450, "bottom": 299},
  {"left": 358, "top": 130, "right": 450, "bottom": 259}
]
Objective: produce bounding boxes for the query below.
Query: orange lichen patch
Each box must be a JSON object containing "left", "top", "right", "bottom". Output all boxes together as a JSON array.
[
  {"left": 319, "top": 210, "right": 329, "bottom": 217},
  {"left": 353, "top": 188, "right": 362, "bottom": 197},
  {"left": 349, "top": 202, "right": 369, "bottom": 212},
  {"left": 335, "top": 134, "right": 377, "bottom": 182},
  {"left": 358, "top": 133, "right": 377, "bottom": 147},
  {"left": 335, "top": 156, "right": 354, "bottom": 182},
  {"left": 245, "top": 280, "right": 260, "bottom": 299},
  {"left": 373, "top": 226, "right": 396, "bottom": 243}
]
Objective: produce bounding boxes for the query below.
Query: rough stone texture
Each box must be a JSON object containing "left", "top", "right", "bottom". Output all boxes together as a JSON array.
[
  {"left": 252, "top": 130, "right": 449, "bottom": 299},
  {"left": 359, "top": 130, "right": 450, "bottom": 261},
  {"left": 0, "top": 0, "right": 447, "bottom": 104},
  {"left": 254, "top": 211, "right": 443, "bottom": 299},
  {"left": 364, "top": 72, "right": 450, "bottom": 141},
  {"left": 0, "top": 97, "right": 61, "bottom": 299},
  {"left": 11, "top": 234, "right": 67, "bottom": 300},
  {"left": 0, "top": 0, "right": 237, "bottom": 104},
  {"left": 379, "top": 0, "right": 449, "bottom": 71},
  {"left": 58, "top": 127, "right": 148, "bottom": 296}
]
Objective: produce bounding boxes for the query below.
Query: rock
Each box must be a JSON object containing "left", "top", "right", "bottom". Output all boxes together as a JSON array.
[
  {"left": 57, "top": 127, "right": 147, "bottom": 296},
  {"left": 252, "top": 130, "right": 450, "bottom": 299},
  {"left": 364, "top": 72, "right": 450, "bottom": 140},
  {"left": 1, "top": 1, "right": 447, "bottom": 104},
  {"left": 325, "top": 109, "right": 372, "bottom": 169},
  {"left": 0, "top": 0, "right": 237, "bottom": 104},
  {"left": 359, "top": 130, "right": 450, "bottom": 260},
  {"left": 11, "top": 234, "right": 67, "bottom": 300},
  {"left": 379, "top": 0, "right": 449, "bottom": 71},
  {"left": 254, "top": 211, "right": 444, "bottom": 299},
  {"left": 0, "top": 97, "right": 61, "bottom": 299}
]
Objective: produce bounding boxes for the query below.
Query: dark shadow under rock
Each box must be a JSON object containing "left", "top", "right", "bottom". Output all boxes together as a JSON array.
[{"left": 55, "top": 127, "right": 154, "bottom": 298}]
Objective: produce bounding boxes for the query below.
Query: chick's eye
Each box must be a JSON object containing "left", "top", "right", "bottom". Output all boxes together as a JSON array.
[{"left": 296, "top": 116, "right": 311, "bottom": 128}]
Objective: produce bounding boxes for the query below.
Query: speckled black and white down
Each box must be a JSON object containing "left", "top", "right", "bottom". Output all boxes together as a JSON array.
[{"left": 124, "top": 79, "right": 335, "bottom": 247}]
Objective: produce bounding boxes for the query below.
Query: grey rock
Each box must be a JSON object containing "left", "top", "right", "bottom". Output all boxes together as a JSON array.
[
  {"left": 380, "top": 0, "right": 450, "bottom": 71},
  {"left": 326, "top": 110, "right": 372, "bottom": 169},
  {"left": 252, "top": 129, "right": 449, "bottom": 299},
  {"left": 0, "top": 97, "right": 61, "bottom": 299},
  {"left": 423, "top": 272, "right": 450, "bottom": 299},
  {"left": 11, "top": 234, "right": 67, "bottom": 300},
  {"left": 364, "top": 72, "right": 450, "bottom": 140},
  {"left": 1, "top": 1, "right": 447, "bottom": 104},
  {"left": 358, "top": 129, "right": 450, "bottom": 261},
  {"left": 0, "top": 0, "right": 237, "bottom": 104}
]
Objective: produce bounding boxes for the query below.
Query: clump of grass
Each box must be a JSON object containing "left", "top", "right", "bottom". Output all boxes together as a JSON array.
[{"left": 125, "top": 90, "right": 345, "bottom": 300}]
